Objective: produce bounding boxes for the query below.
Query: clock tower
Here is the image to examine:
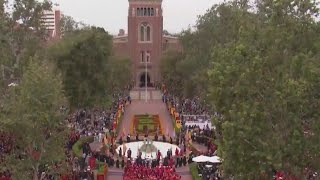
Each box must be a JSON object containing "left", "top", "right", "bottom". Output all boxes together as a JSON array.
[{"left": 128, "top": 0, "right": 163, "bottom": 87}]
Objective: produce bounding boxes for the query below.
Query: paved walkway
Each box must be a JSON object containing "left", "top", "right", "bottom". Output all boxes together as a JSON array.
[
  {"left": 176, "top": 166, "right": 193, "bottom": 180},
  {"left": 106, "top": 167, "right": 123, "bottom": 180},
  {"left": 117, "top": 99, "right": 174, "bottom": 138},
  {"left": 110, "top": 95, "right": 194, "bottom": 179}
]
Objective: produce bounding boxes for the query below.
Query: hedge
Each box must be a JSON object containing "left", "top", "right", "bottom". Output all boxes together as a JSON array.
[
  {"left": 72, "top": 136, "right": 94, "bottom": 158},
  {"left": 189, "top": 163, "right": 201, "bottom": 180}
]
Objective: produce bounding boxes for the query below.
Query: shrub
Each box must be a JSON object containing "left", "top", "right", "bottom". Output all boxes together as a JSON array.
[
  {"left": 72, "top": 136, "right": 94, "bottom": 158},
  {"left": 189, "top": 163, "right": 201, "bottom": 180}
]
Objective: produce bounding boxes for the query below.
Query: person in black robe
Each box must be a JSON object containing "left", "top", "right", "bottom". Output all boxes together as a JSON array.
[
  {"left": 179, "top": 157, "right": 183, "bottom": 167},
  {"left": 119, "top": 137, "right": 123, "bottom": 145},
  {"left": 183, "top": 156, "right": 187, "bottom": 166},
  {"left": 136, "top": 133, "right": 139, "bottom": 141},
  {"left": 154, "top": 133, "right": 158, "bottom": 141},
  {"left": 119, "top": 147, "right": 122, "bottom": 157},
  {"left": 162, "top": 135, "right": 166, "bottom": 142},
  {"left": 121, "top": 159, "right": 125, "bottom": 168},
  {"left": 170, "top": 136, "right": 173, "bottom": 144},
  {"left": 127, "top": 148, "right": 132, "bottom": 159},
  {"left": 116, "top": 159, "right": 120, "bottom": 168}
]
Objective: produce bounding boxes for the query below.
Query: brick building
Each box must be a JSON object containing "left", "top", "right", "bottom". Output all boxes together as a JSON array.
[{"left": 113, "top": 0, "right": 182, "bottom": 87}]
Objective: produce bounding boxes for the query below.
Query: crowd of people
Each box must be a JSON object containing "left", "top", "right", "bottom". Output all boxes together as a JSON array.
[
  {"left": 63, "top": 90, "right": 131, "bottom": 178},
  {"left": 123, "top": 155, "right": 181, "bottom": 180},
  {"left": 0, "top": 132, "right": 14, "bottom": 180}
]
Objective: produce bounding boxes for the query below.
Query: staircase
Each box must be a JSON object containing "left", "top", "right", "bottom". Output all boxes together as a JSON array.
[{"left": 130, "top": 89, "right": 163, "bottom": 101}]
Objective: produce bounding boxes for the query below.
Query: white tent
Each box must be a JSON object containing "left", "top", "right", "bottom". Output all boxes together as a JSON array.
[
  {"left": 192, "top": 155, "right": 210, "bottom": 163},
  {"left": 208, "top": 156, "right": 221, "bottom": 163}
]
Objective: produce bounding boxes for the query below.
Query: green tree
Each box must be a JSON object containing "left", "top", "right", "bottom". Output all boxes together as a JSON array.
[
  {"left": 160, "top": 50, "right": 185, "bottom": 97},
  {"left": 59, "top": 14, "right": 89, "bottom": 36},
  {"left": 108, "top": 57, "right": 131, "bottom": 92},
  {"left": 161, "top": 0, "right": 320, "bottom": 178},
  {"left": 0, "top": 0, "right": 51, "bottom": 80},
  {"left": 49, "top": 27, "right": 113, "bottom": 109},
  {"left": 206, "top": 0, "right": 320, "bottom": 179},
  {"left": 0, "top": 58, "right": 69, "bottom": 180}
]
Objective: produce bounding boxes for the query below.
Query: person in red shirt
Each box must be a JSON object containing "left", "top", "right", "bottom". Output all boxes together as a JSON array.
[{"left": 175, "top": 148, "right": 179, "bottom": 157}]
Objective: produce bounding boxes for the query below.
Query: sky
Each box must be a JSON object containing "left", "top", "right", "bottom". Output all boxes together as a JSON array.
[{"left": 52, "top": 0, "right": 225, "bottom": 35}]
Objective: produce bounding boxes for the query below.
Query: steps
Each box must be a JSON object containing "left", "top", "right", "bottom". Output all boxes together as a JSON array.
[{"left": 130, "top": 90, "right": 163, "bottom": 101}]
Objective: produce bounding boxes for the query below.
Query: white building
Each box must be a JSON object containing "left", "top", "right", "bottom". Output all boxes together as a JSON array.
[{"left": 41, "top": 4, "right": 61, "bottom": 38}]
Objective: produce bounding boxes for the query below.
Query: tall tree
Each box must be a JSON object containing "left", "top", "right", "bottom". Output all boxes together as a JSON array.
[
  {"left": 206, "top": 0, "right": 320, "bottom": 179},
  {"left": 108, "top": 57, "right": 131, "bottom": 92},
  {"left": 161, "top": 0, "right": 320, "bottom": 178},
  {"left": 59, "top": 14, "right": 89, "bottom": 36},
  {"left": 0, "top": 0, "right": 51, "bottom": 80},
  {"left": 48, "top": 27, "right": 113, "bottom": 109},
  {"left": 0, "top": 57, "right": 69, "bottom": 180}
]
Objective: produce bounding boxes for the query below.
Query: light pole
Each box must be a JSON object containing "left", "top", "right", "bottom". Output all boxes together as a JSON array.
[{"left": 145, "top": 57, "right": 148, "bottom": 102}]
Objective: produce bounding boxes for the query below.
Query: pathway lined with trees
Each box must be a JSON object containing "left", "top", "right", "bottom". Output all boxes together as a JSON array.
[{"left": 0, "top": 0, "right": 319, "bottom": 179}]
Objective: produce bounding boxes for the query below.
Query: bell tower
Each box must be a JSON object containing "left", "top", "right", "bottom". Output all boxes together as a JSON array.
[{"left": 128, "top": 0, "right": 163, "bottom": 87}]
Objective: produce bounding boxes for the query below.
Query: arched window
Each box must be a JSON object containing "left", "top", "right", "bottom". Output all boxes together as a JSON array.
[
  {"left": 146, "top": 26, "right": 151, "bottom": 41},
  {"left": 147, "top": 8, "right": 150, "bottom": 16},
  {"left": 137, "top": 8, "right": 140, "bottom": 16},
  {"left": 151, "top": 8, "right": 154, "bottom": 16},
  {"left": 139, "top": 23, "right": 152, "bottom": 42},
  {"left": 144, "top": 8, "right": 147, "bottom": 16},
  {"left": 140, "top": 25, "right": 145, "bottom": 41}
]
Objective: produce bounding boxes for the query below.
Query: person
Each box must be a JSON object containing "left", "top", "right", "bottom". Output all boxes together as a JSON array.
[
  {"left": 175, "top": 148, "right": 179, "bottom": 157},
  {"left": 119, "top": 136, "right": 123, "bottom": 145},
  {"left": 127, "top": 134, "right": 131, "bottom": 143},
  {"left": 127, "top": 148, "right": 132, "bottom": 159},
  {"left": 170, "top": 136, "right": 173, "bottom": 144},
  {"left": 119, "top": 147, "right": 122, "bottom": 157},
  {"left": 116, "top": 159, "right": 120, "bottom": 168},
  {"left": 136, "top": 133, "right": 139, "bottom": 141},
  {"left": 183, "top": 155, "right": 187, "bottom": 166},
  {"left": 127, "top": 96, "right": 131, "bottom": 104},
  {"left": 121, "top": 158, "right": 125, "bottom": 168},
  {"left": 162, "top": 135, "right": 166, "bottom": 142},
  {"left": 154, "top": 133, "right": 158, "bottom": 141}
]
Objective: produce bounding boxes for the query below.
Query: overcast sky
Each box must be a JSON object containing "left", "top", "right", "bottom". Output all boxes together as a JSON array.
[{"left": 52, "top": 0, "right": 225, "bottom": 35}]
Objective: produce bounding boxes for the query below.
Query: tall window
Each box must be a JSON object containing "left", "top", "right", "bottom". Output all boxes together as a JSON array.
[
  {"left": 139, "top": 23, "right": 151, "bottom": 42},
  {"left": 141, "top": 51, "right": 145, "bottom": 62},
  {"left": 140, "top": 51, "right": 151, "bottom": 63},
  {"left": 136, "top": 7, "right": 155, "bottom": 16},
  {"left": 140, "top": 25, "right": 145, "bottom": 41},
  {"left": 137, "top": 8, "right": 140, "bottom": 16},
  {"left": 146, "top": 26, "right": 151, "bottom": 41},
  {"left": 144, "top": 8, "right": 147, "bottom": 16},
  {"left": 146, "top": 51, "right": 151, "bottom": 62}
]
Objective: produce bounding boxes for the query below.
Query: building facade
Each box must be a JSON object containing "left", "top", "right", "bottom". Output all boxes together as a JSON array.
[
  {"left": 41, "top": 4, "right": 61, "bottom": 39},
  {"left": 113, "top": 0, "right": 182, "bottom": 87}
]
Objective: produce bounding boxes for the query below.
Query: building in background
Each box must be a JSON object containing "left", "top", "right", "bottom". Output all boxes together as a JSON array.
[
  {"left": 41, "top": 3, "right": 61, "bottom": 39},
  {"left": 113, "top": 0, "right": 182, "bottom": 87}
]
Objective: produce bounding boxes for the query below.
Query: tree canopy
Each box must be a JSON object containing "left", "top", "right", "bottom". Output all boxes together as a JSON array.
[
  {"left": 48, "top": 27, "right": 131, "bottom": 109},
  {"left": 1, "top": 58, "right": 68, "bottom": 180},
  {"left": 161, "top": 0, "right": 320, "bottom": 179}
]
